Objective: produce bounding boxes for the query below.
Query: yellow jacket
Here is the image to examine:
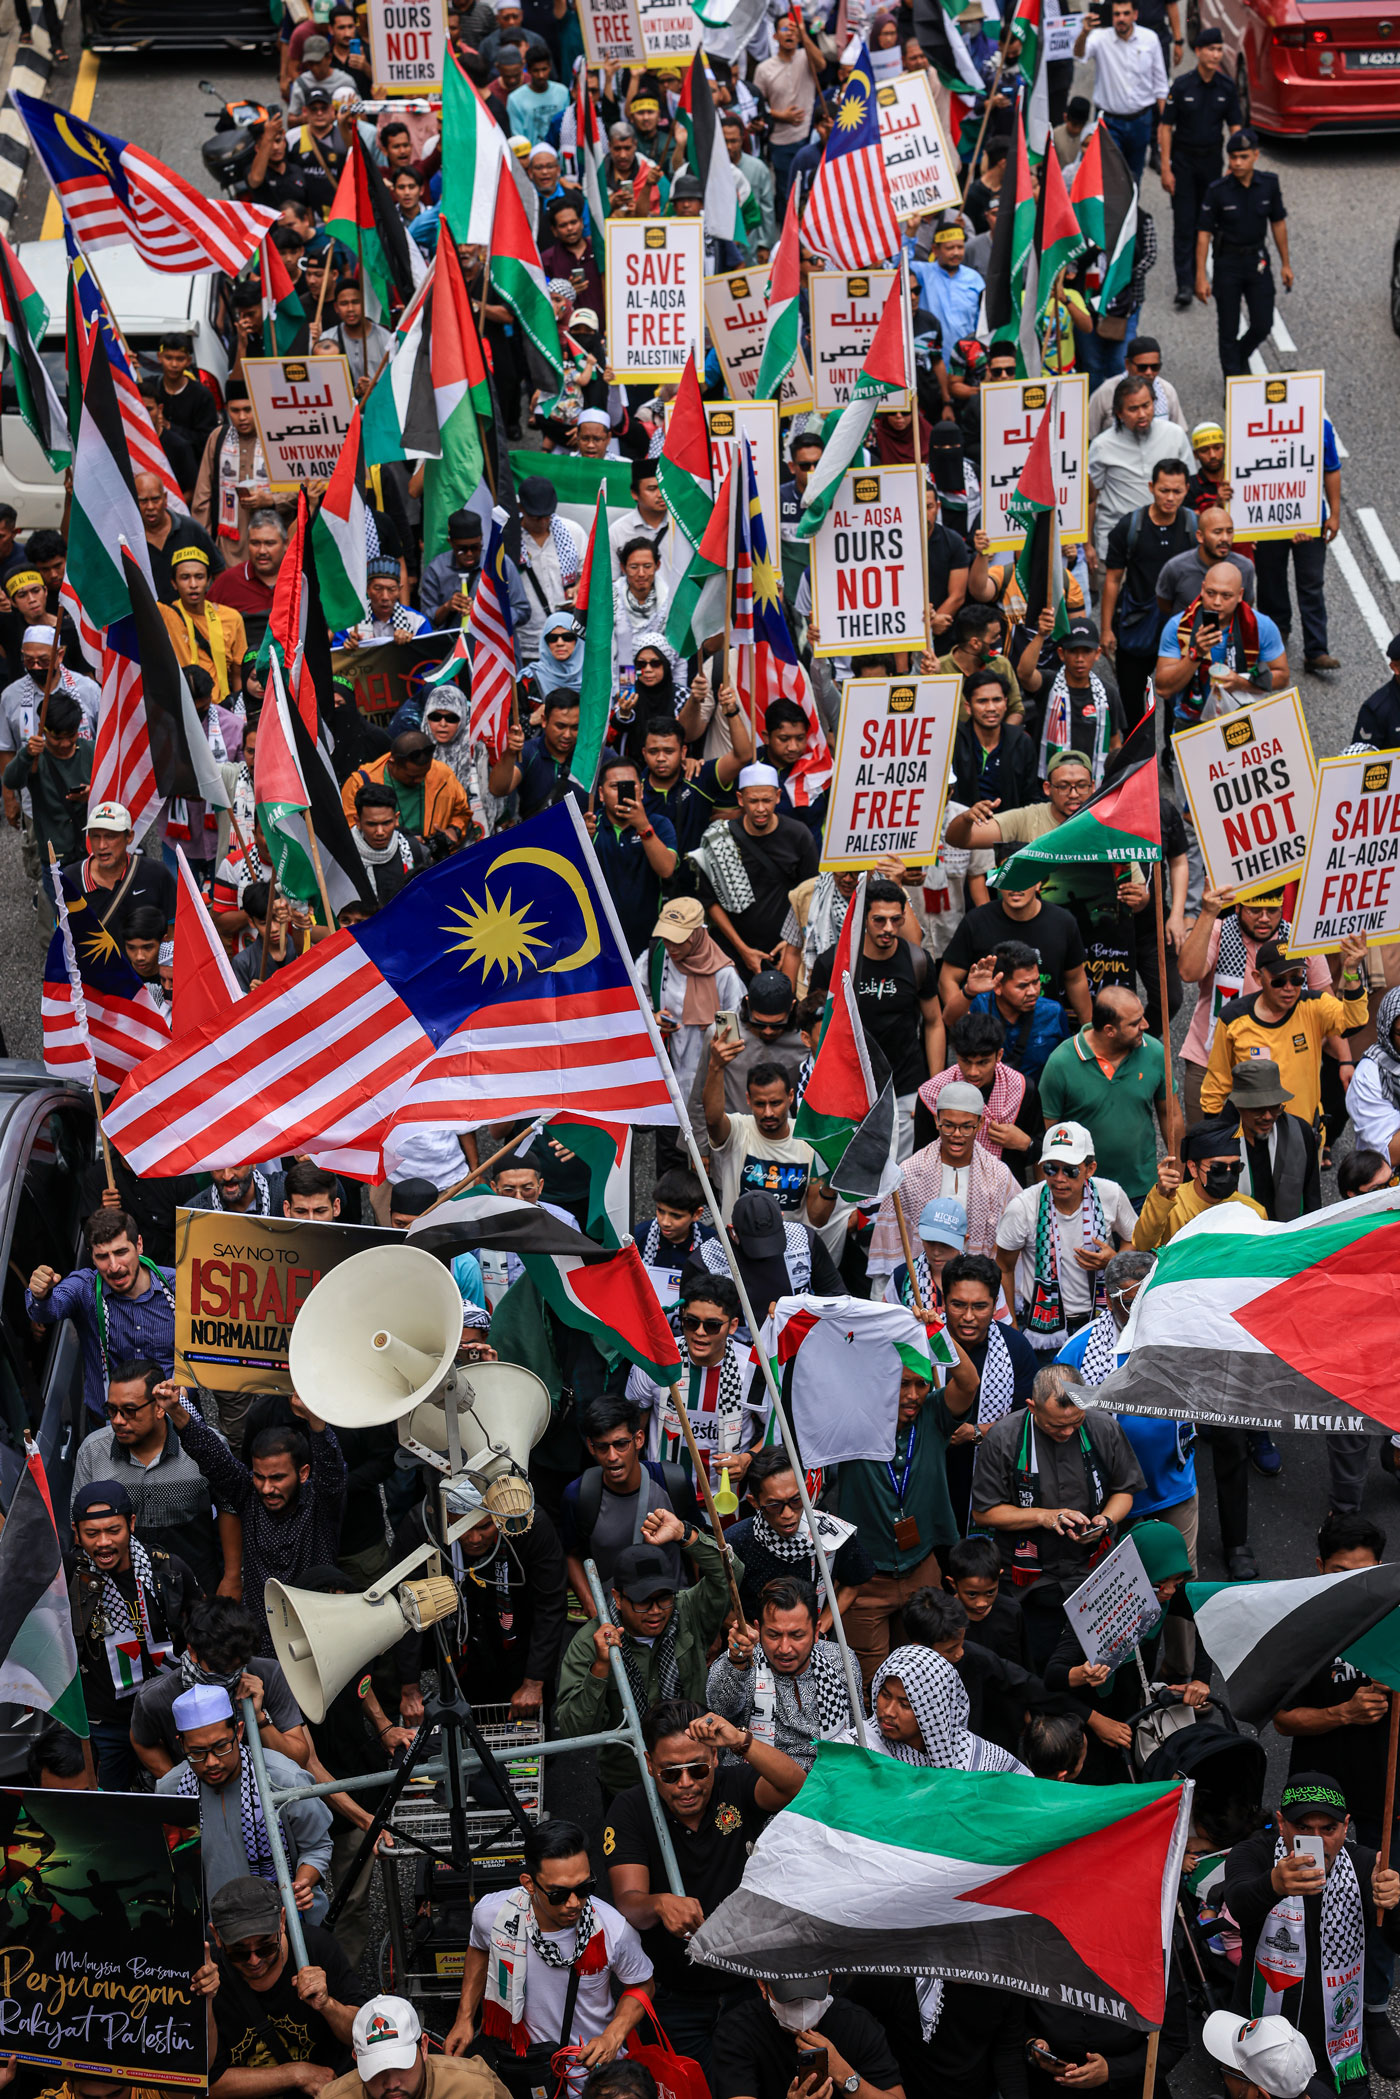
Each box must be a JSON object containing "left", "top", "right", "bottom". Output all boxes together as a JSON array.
[
  {"left": 1201, "top": 986, "right": 1369, "bottom": 1128},
  {"left": 1132, "top": 1177, "right": 1267, "bottom": 1251}
]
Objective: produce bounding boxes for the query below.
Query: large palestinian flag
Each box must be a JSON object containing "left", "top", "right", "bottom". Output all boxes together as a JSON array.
[
  {"left": 0, "top": 1441, "right": 88, "bottom": 1735},
  {"left": 1010, "top": 395, "right": 1070, "bottom": 645},
  {"left": 1093, "top": 1187, "right": 1400, "bottom": 1432},
  {"left": 522, "top": 1241, "right": 681, "bottom": 1383},
  {"left": 1185, "top": 1563, "right": 1400, "bottom": 1724},
  {"left": 692, "top": 1748, "right": 1191, "bottom": 2028},
  {"left": 990, "top": 752, "right": 1161, "bottom": 892}
]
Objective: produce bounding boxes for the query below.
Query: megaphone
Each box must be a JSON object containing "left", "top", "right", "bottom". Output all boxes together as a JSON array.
[
  {"left": 266, "top": 1566, "right": 458, "bottom": 1723},
  {"left": 288, "top": 1244, "right": 466, "bottom": 1430},
  {"left": 402, "top": 1362, "right": 551, "bottom": 1533}
]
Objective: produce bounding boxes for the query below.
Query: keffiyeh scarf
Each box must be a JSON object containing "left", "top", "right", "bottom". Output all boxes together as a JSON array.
[
  {"left": 213, "top": 1169, "right": 276, "bottom": 1216},
  {"left": 1251, "top": 1834, "right": 1365, "bottom": 2082},
  {"left": 1040, "top": 671, "right": 1111, "bottom": 786},
  {"left": 659, "top": 1335, "right": 748, "bottom": 1475},
  {"left": 860, "top": 1646, "right": 1026, "bottom": 1772},
  {"left": 1078, "top": 1308, "right": 1123, "bottom": 1389},
  {"left": 974, "top": 1318, "right": 1018, "bottom": 1427},
  {"left": 688, "top": 819, "right": 756, "bottom": 915},
  {"left": 86, "top": 1535, "right": 173, "bottom": 1694},
  {"left": 1362, "top": 985, "right": 1400, "bottom": 1111},
  {"left": 916, "top": 1062, "right": 1025, "bottom": 1161},
  {"left": 176, "top": 1747, "right": 276, "bottom": 1880},
  {"left": 1022, "top": 1179, "right": 1108, "bottom": 1345},
  {"left": 747, "top": 1642, "right": 853, "bottom": 1751},
  {"left": 480, "top": 1886, "right": 609, "bottom": 2056}
]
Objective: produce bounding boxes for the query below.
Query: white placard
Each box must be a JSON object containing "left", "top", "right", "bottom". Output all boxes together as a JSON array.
[
  {"left": 243, "top": 354, "right": 358, "bottom": 490},
  {"left": 876, "top": 72, "right": 960, "bottom": 222},
  {"left": 577, "top": 0, "right": 643, "bottom": 65},
  {"left": 1287, "top": 750, "right": 1400, "bottom": 956},
  {"left": 821, "top": 674, "right": 960, "bottom": 870},
  {"left": 660, "top": 399, "right": 782, "bottom": 589},
  {"left": 1226, "top": 370, "right": 1326, "bottom": 543},
  {"left": 645, "top": 1263, "right": 685, "bottom": 1314},
  {"left": 809, "top": 463, "right": 929, "bottom": 660},
  {"left": 635, "top": 0, "right": 699, "bottom": 58},
  {"left": 1046, "top": 13, "right": 1077, "bottom": 58},
  {"left": 809, "top": 270, "right": 908, "bottom": 414},
  {"left": 367, "top": 0, "right": 446, "bottom": 92},
  {"left": 980, "top": 374, "right": 1089, "bottom": 550},
  {"left": 703, "top": 268, "right": 814, "bottom": 415},
  {"left": 605, "top": 218, "right": 706, "bottom": 381},
  {"left": 1064, "top": 1535, "right": 1163, "bottom": 1674},
  {"left": 1173, "top": 688, "right": 1318, "bottom": 901}
]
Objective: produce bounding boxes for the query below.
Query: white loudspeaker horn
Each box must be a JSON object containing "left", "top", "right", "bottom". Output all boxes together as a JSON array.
[
  {"left": 402, "top": 1362, "right": 552, "bottom": 1532},
  {"left": 288, "top": 1244, "right": 467, "bottom": 1429},
  {"left": 265, "top": 1569, "right": 458, "bottom": 1723}
]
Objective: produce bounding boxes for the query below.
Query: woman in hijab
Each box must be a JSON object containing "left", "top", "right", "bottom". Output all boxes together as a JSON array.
[
  {"left": 530, "top": 613, "right": 585, "bottom": 704},
  {"left": 872, "top": 404, "right": 933, "bottom": 468},
  {"left": 642, "top": 894, "right": 745, "bottom": 1110},
  {"left": 856, "top": 1645, "right": 1029, "bottom": 1772},
  {"left": 421, "top": 684, "right": 488, "bottom": 841},
  {"left": 688, "top": 1190, "right": 843, "bottom": 1339},
  {"left": 1352, "top": 983, "right": 1400, "bottom": 1163},
  {"left": 613, "top": 632, "right": 679, "bottom": 761}
]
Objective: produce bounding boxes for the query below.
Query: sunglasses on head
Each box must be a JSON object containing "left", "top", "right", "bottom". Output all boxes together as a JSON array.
[
  {"left": 536, "top": 1876, "right": 596, "bottom": 1903},
  {"left": 682, "top": 1312, "right": 726, "bottom": 1334},
  {"left": 657, "top": 1760, "right": 711, "bottom": 1783}
]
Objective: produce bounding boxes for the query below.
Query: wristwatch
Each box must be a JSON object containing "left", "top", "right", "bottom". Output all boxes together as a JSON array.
[{"left": 842, "top": 2076, "right": 861, "bottom": 2093}]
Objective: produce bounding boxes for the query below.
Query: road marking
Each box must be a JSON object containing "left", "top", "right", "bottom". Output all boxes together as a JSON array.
[
  {"left": 1270, "top": 309, "right": 1297, "bottom": 357},
  {"left": 1358, "top": 508, "right": 1400, "bottom": 584},
  {"left": 1334, "top": 431, "right": 1349, "bottom": 458},
  {"left": 1248, "top": 348, "right": 1269, "bottom": 376},
  {"left": 1331, "top": 530, "right": 1395, "bottom": 659},
  {"left": 39, "top": 47, "right": 98, "bottom": 240}
]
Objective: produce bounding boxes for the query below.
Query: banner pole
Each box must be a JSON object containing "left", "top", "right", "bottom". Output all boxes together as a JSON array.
[
  {"left": 1152, "top": 858, "right": 1177, "bottom": 1156},
  {"left": 890, "top": 1188, "right": 928, "bottom": 1318},
  {"left": 668, "top": 1390, "right": 752, "bottom": 1637},
  {"left": 1378, "top": 1690, "right": 1400, "bottom": 1926}
]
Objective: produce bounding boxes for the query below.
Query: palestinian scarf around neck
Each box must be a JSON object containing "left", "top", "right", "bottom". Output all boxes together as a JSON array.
[{"left": 1362, "top": 985, "right": 1400, "bottom": 1111}]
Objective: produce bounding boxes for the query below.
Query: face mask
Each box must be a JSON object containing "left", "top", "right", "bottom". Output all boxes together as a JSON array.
[
  {"left": 1203, "top": 1162, "right": 1242, "bottom": 1199},
  {"left": 770, "top": 1995, "right": 834, "bottom": 2033}
]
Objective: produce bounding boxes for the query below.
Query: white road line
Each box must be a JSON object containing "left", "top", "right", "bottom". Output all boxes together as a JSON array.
[
  {"left": 1271, "top": 310, "right": 1298, "bottom": 356},
  {"left": 1331, "top": 530, "right": 1395, "bottom": 658},
  {"left": 1248, "top": 348, "right": 1269, "bottom": 375},
  {"left": 1334, "top": 431, "right": 1350, "bottom": 459},
  {"left": 1358, "top": 507, "right": 1400, "bottom": 583}
]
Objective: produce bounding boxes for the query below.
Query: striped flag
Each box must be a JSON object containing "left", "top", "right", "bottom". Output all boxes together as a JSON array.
[
  {"left": 260, "top": 235, "right": 309, "bottom": 356},
  {"left": 666, "top": 448, "right": 740, "bottom": 659},
  {"left": 801, "top": 44, "right": 901, "bottom": 270},
  {"left": 173, "top": 845, "right": 243, "bottom": 1038},
  {"left": 312, "top": 401, "right": 370, "bottom": 630},
  {"left": 489, "top": 168, "right": 565, "bottom": 382},
  {"left": 744, "top": 450, "right": 830, "bottom": 804},
  {"left": 14, "top": 88, "right": 274, "bottom": 273},
  {"left": 326, "top": 134, "right": 425, "bottom": 321},
  {"left": 440, "top": 46, "right": 509, "bottom": 249},
  {"left": 90, "top": 641, "right": 158, "bottom": 840},
  {"left": 44, "top": 875, "right": 169, "bottom": 1091},
  {"left": 680, "top": 50, "right": 740, "bottom": 242},
  {"left": 1071, "top": 118, "right": 1138, "bottom": 312},
  {"left": 422, "top": 228, "right": 488, "bottom": 559},
  {"left": 574, "top": 487, "right": 615, "bottom": 794},
  {"left": 0, "top": 1441, "right": 89, "bottom": 1737},
  {"left": 1010, "top": 392, "right": 1070, "bottom": 645},
  {"left": 796, "top": 275, "right": 908, "bottom": 539},
  {"left": 731, "top": 440, "right": 755, "bottom": 646},
  {"left": 570, "top": 71, "right": 608, "bottom": 272},
  {"left": 1187, "top": 1563, "right": 1400, "bottom": 1724},
  {"left": 754, "top": 185, "right": 803, "bottom": 406},
  {"left": 466, "top": 509, "right": 517, "bottom": 757},
  {"left": 104, "top": 799, "right": 676, "bottom": 1175},
  {"left": 65, "top": 228, "right": 186, "bottom": 517},
  {"left": 522, "top": 1241, "right": 682, "bottom": 1384}
]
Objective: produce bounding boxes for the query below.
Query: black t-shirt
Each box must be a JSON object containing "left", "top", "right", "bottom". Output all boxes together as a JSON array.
[
  {"left": 158, "top": 377, "right": 220, "bottom": 451},
  {"left": 210, "top": 1923, "right": 359, "bottom": 2078},
  {"left": 605, "top": 1766, "right": 766, "bottom": 1995},
  {"left": 60, "top": 854, "right": 178, "bottom": 931},
  {"left": 131, "top": 1656, "right": 303, "bottom": 1762},
  {"left": 713, "top": 1995, "right": 902, "bottom": 2099},
  {"left": 928, "top": 522, "right": 971, "bottom": 613},
  {"left": 1105, "top": 507, "right": 1196, "bottom": 615},
  {"left": 75, "top": 1554, "right": 201, "bottom": 1725},
  {"left": 853, "top": 938, "right": 932, "bottom": 1095},
  {"left": 942, "top": 897, "right": 1085, "bottom": 1006},
  {"left": 1051, "top": 673, "right": 1127, "bottom": 770},
  {"left": 1285, "top": 1656, "right": 1389, "bottom": 1826},
  {"left": 699, "top": 816, "right": 818, "bottom": 965},
  {"left": 147, "top": 517, "right": 222, "bottom": 605}
]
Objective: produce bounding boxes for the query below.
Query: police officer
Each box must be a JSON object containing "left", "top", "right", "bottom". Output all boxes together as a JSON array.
[
  {"left": 1195, "top": 130, "right": 1292, "bottom": 382},
  {"left": 1158, "top": 28, "right": 1241, "bottom": 310}
]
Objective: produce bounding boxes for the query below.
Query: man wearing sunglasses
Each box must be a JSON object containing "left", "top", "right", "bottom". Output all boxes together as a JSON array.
[
  {"left": 194, "top": 1873, "right": 361, "bottom": 2096},
  {"left": 70, "top": 1357, "right": 238, "bottom": 1598},
  {"left": 1202, "top": 934, "right": 1370, "bottom": 1136},
  {"left": 1134, "top": 1114, "right": 1267, "bottom": 1254},
  {"left": 995, "top": 1123, "right": 1139, "bottom": 1352},
  {"left": 448, "top": 1818, "right": 653, "bottom": 2086},
  {"left": 723, "top": 1449, "right": 874, "bottom": 1628}
]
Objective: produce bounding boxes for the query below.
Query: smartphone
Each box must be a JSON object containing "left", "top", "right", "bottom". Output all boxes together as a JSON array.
[
  {"left": 1028, "top": 2045, "right": 1078, "bottom": 2073},
  {"left": 1294, "top": 1835, "right": 1326, "bottom": 1869},
  {"left": 795, "top": 2048, "right": 828, "bottom": 2087},
  {"left": 715, "top": 1008, "right": 742, "bottom": 1044}
]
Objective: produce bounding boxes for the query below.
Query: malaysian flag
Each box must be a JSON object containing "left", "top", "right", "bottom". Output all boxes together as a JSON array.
[
  {"left": 105, "top": 800, "right": 677, "bottom": 1176},
  {"left": 466, "top": 509, "right": 517, "bottom": 757},
  {"left": 67, "top": 228, "right": 187, "bottom": 517},
  {"left": 89, "top": 639, "right": 158, "bottom": 842},
  {"left": 43, "top": 877, "right": 169, "bottom": 1094},
  {"left": 15, "top": 90, "right": 274, "bottom": 274},
  {"left": 730, "top": 442, "right": 755, "bottom": 647},
  {"left": 801, "top": 44, "right": 901, "bottom": 270},
  {"left": 740, "top": 447, "right": 832, "bottom": 805}
]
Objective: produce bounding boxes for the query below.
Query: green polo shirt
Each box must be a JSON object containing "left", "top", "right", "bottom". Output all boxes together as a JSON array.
[{"left": 1038, "top": 1028, "right": 1167, "bottom": 1207}]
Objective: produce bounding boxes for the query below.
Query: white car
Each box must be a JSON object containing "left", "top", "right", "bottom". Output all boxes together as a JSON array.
[{"left": 0, "top": 238, "right": 232, "bottom": 528}]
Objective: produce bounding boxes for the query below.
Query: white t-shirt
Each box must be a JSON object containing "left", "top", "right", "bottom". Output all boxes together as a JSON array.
[
  {"left": 995, "top": 1176, "right": 1139, "bottom": 1322},
  {"left": 711, "top": 1113, "right": 815, "bottom": 1224},
  {"left": 468, "top": 1892, "right": 652, "bottom": 2070}
]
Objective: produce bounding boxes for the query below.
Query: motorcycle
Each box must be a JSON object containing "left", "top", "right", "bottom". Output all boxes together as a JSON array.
[{"left": 198, "top": 79, "right": 281, "bottom": 197}]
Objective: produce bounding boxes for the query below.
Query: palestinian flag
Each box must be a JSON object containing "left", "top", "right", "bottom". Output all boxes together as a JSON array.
[
  {"left": 657, "top": 348, "right": 714, "bottom": 554},
  {"left": 489, "top": 175, "right": 564, "bottom": 385},
  {"left": 911, "top": 0, "right": 986, "bottom": 92},
  {"left": 406, "top": 1189, "right": 610, "bottom": 1264},
  {"left": 422, "top": 228, "right": 489, "bottom": 560},
  {"left": 441, "top": 46, "right": 508, "bottom": 249},
  {"left": 1011, "top": 393, "right": 1070, "bottom": 644},
  {"left": 360, "top": 270, "right": 432, "bottom": 468},
  {"left": 1037, "top": 145, "right": 1089, "bottom": 316},
  {"left": 69, "top": 318, "right": 146, "bottom": 630},
  {"left": 260, "top": 235, "right": 308, "bottom": 356},
  {"left": 1071, "top": 119, "right": 1138, "bottom": 313},
  {"left": 755, "top": 185, "right": 803, "bottom": 407},
  {"left": 254, "top": 652, "right": 319, "bottom": 908},
  {"left": 1185, "top": 1563, "right": 1400, "bottom": 1724},
  {"left": 666, "top": 448, "right": 738, "bottom": 658},
  {"left": 508, "top": 446, "right": 635, "bottom": 515},
  {"left": 985, "top": 109, "right": 1035, "bottom": 363},
  {"left": 521, "top": 1240, "right": 682, "bottom": 1383},
  {"left": 0, "top": 230, "right": 67, "bottom": 469},
  {"left": 121, "top": 549, "right": 230, "bottom": 814},
  {"left": 547, "top": 1112, "right": 632, "bottom": 1249},
  {"left": 573, "top": 486, "right": 615, "bottom": 793},
  {"left": 0, "top": 1440, "right": 88, "bottom": 1736},
  {"left": 990, "top": 752, "right": 1161, "bottom": 890},
  {"left": 312, "top": 401, "right": 369, "bottom": 630},
  {"left": 693, "top": 1747, "right": 1190, "bottom": 2029},
  {"left": 1010, "top": 0, "right": 1042, "bottom": 87},
  {"left": 680, "top": 50, "right": 740, "bottom": 243},
  {"left": 796, "top": 278, "right": 908, "bottom": 540},
  {"left": 793, "top": 875, "right": 899, "bottom": 1203},
  {"left": 326, "top": 135, "right": 422, "bottom": 321},
  {"left": 1092, "top": 1188, "right": 1400, "bottom": 1434},
  {"left": 567, "top": 69, "right": 609, "bottom": 273}
]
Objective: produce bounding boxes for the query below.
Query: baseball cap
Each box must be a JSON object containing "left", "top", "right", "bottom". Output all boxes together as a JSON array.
[
  {"left": 72, "top": 1478, "right": 135, "bottom": 1521},
  {"left": 653, "top": 896, "right": 705, "bottom": 940},
  {"left": 1254, "top": 939, "right": 1296, "bottom": 976},
  {"left": 303, "top": 85, "right": 333, "bottom": 106},
  {"left": 1202, "top": 2015, "right": 1316, "bottom": 2099},
  {"left": 88, "top": 800, "right": 133, "bottom": 833},
  {"left": 747, "top": 968, "right": 794, "bottom": 1014},
  {"left": 1388, "top": 632, "right": 1400, "bottom": 661},
  {"left": 1278, "top": 1772, "right": 1349, "bottom": 1823},
  {"left": 917, "top": 1196, "right": 967, "bottom": 1249},
  {"left": 353, "top": 1998, "right": 422, "bottom": 2078},
  {"left": 1061, "top": 619, "right": 1099, "bottom": 649},
  {"left": 210, "top": 1876, "right": 284, "bottom": 1945},
  {"left": 1041, "top": 1121, "right": 1094, "bottom": 1166},
  {"left": 613, "top": 1543, "right": 681, "bottom": 1601}
]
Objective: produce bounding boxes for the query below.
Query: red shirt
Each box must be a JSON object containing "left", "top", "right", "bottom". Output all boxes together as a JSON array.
[{"left": 207, "top": 562, "right": 277, "bottom": 615}]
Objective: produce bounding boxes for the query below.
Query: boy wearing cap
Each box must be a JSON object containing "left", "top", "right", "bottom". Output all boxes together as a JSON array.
[
  {"left": 884, "top": 1193, "right": 968, "bottom": 1316},
  {"left": 1202, "top": 935, "right": 1370, "bottom": 1134},
  {"left": 1224, "top": 1775, "right": 1400, "bottom": 2085},
  {"left": 995, "top": 1122, "right": 1138, "bottom": 1350},
  {"left": 334, "top": 1993, "right": 507, "bottom": 2099},
  {"left": 160, "top": 549, "right": 248, "bottom": 703},
  {"left": 199, "top": 1874, "right": 362, "bottom": 2095},
  {"left": 69, "top": 1478, "right": 199, "bottom": 1789}
]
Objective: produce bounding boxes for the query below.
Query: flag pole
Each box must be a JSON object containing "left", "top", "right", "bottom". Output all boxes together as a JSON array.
[
  {"left": 302, "top": 812, "right": 336, "bottom": 929},
  {"left": 899, "top": 252, "right": 932, "bottom": 656},
  {"left": 255, "top": 863, "right": 280, "bottom": 986},
  {"left": 1378, "top": 1692, "right": 1400, "bottom": 1925},
  {"left": 36, "top": 637, "right": 62, "bottom": 732},
  {"left": 559, "top": 799, "right": 870, "bottom": 1742},
  {"left": 667, "top": 1394, "right": 752, "bottom": 1638},
  {"left": 1151, "top": 857, "right": 1177, "bottom": 1158},
  {"left": 1141, "top": 2031, "right": 1161, "bottom": 2099},
  {"left": 417, "top": 1120, "right": 550, "bottom": 1217},
  {"left": 890, "top": 1189, "right": 929, "bottom": 1318},
  {"left": 961, "top": 50, "right": 1008, "bottom": 204},
  {"left": 46, "top": 842, "right": 119, "bottom": 1188},
  {"left": 92, "top": 1074, "right": 118, "bottom": 1192}
]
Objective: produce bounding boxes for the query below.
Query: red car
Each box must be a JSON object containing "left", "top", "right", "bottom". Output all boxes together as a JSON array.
[{"left": 1188, "top": 0, "right": 1400, "bottom": 132}]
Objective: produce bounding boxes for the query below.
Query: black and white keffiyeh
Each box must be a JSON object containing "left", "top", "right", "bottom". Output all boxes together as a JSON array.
[
  {"left": 213, "top": 1169, "right": 276, "bottom": 1215},
  {"left": 976, "top": 1319, "right": 1018, "bottom": 1426},
  {"left": 176, "top": 1747, "right": 276, "bottom": 1880},
  {"left": 1078, "top": 1308, "right": 1123, "bottom": 1388},
  {"left": 688, "top": 819, "right": 756, "bottom": 915},
  {"left": 855, "top": 1646, "right": 1026, "bottom": 1773}
]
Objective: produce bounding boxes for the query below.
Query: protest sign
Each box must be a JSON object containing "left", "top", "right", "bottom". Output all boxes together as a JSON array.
[
  {"left": 0, "top": 1788, "right": 205, "bottom": 2083},
  {"left": 1226, "top": 370, "right": 1326, "bottom": 541},
  {"left": 704, "top": 268, "right": 814, "bottom": 414},
  {"left": 646, "top": 1263, "right": 685, "bottom": 1317},
  {"left": 980, "top": 374, "right": 1089, "bottom": 550},
  {"left": 809, "top": 270, "right": 908, "bottom": 413},
  {"left": 606, "top": 219, "right": 705, "bottom": 381},
  {"left": 809, "top": 464, "right": 928, "bottom": 659},
  {"left": 876, "top": 73, "right": 959, "bottom": 221},
  {"left": 333, "top": 633, "right": 463, "bottom": 717},
  {"left": 367, "top": 0, "right": 446, "bottom": 90},
  {"left": 1288, "top": 749, "right": 1400, "bottom": 955},
  {"left": 683, "top": 399, "right": 781, "bottom": 559},
  {"left": 1064, "top": 1535, "right": 1163, "bottom": 1673},
  {"left": 821, "top": 674, "right": 960, "bottom": 870},
  {"left": 1174, "top": 688, "right": 1317, "bottom": 901},
  {"left": 175, "top": 1209, "right": 397, "bottom": 1392},
  {"left": 243, "top": 354, "right": 358, "bottom": 490},
  {"left": 577, "top": 0, "right": 642, "bottom": 64},
  {"left": 634, "top": 0, "right": 699, "bottom": 58}
]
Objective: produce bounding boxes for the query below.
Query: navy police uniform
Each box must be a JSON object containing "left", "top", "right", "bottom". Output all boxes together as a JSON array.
[
  {"left": 1160, "top": 45, "right": 1241, "bottom": 298},
  {"left": 1198, "top": 138, "right": 1286, "bottom": 379}
]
